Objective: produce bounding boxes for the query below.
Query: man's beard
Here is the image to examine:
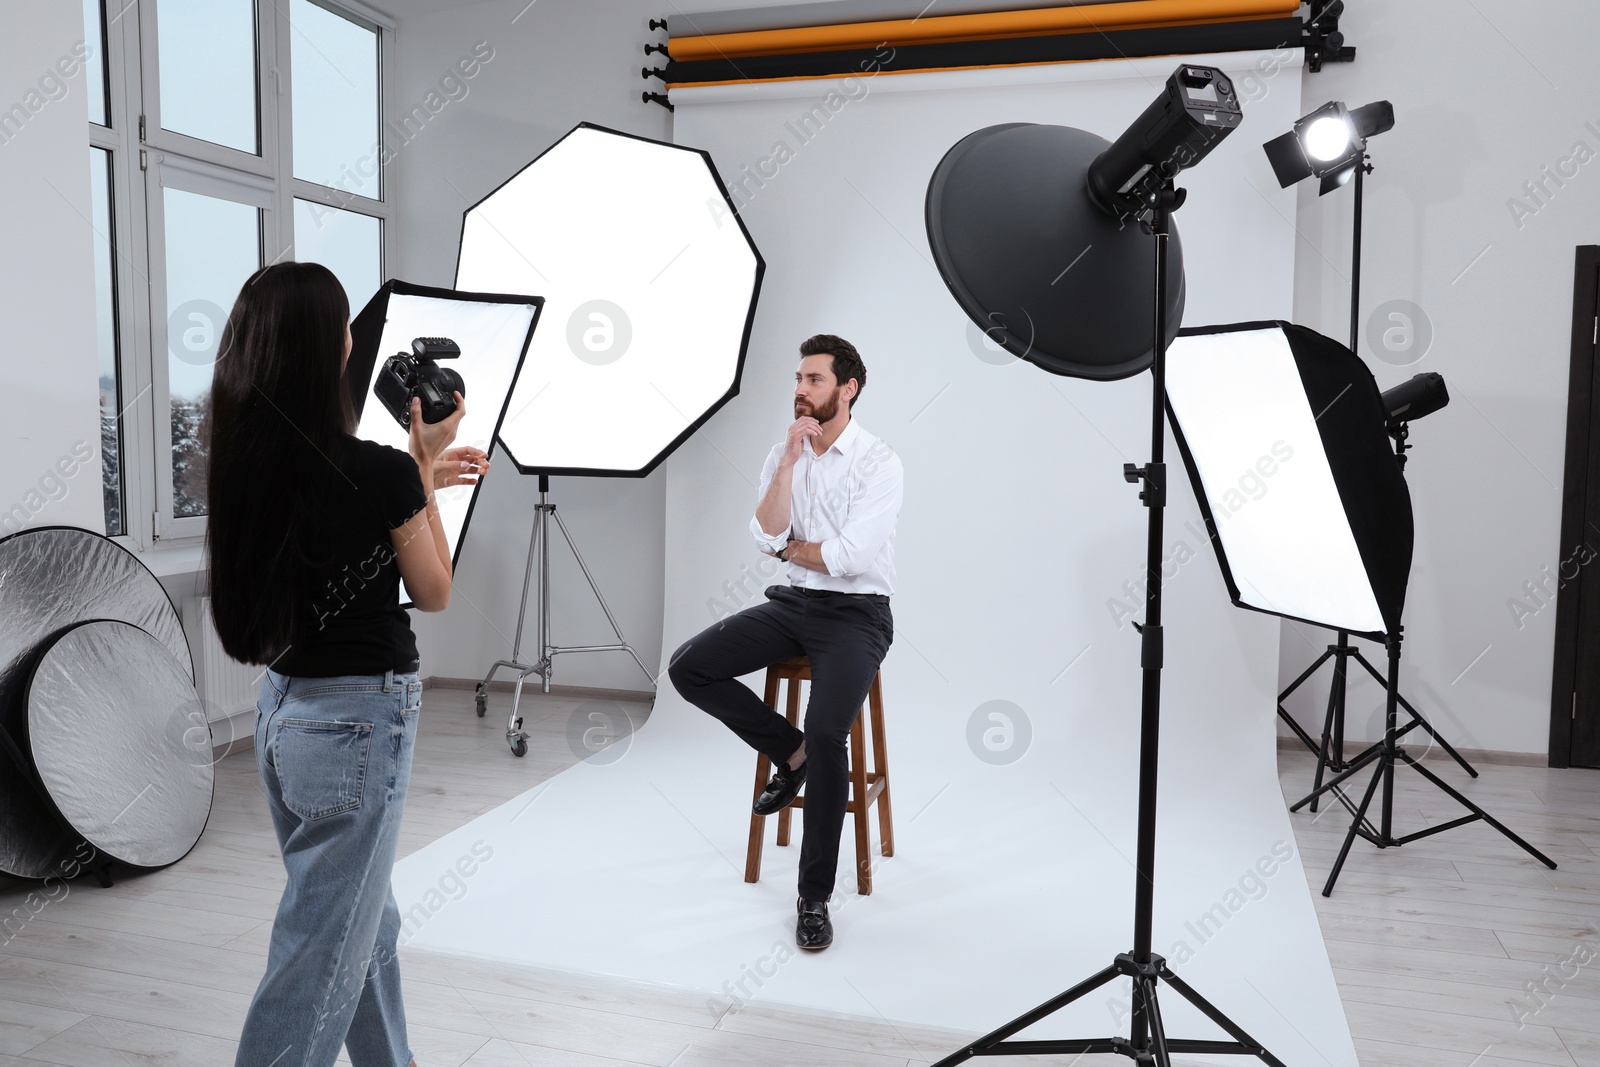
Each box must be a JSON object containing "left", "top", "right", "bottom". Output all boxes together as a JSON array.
[{"left": 795, "top": 386, "right": 843, "bottom": 423}]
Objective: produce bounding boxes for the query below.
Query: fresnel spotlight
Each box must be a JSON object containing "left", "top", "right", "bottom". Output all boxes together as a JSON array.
[{"left": 1263, "top": 98, "right": 1394, "bottom": 195}]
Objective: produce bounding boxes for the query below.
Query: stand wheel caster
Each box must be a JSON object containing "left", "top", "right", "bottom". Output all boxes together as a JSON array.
[
  {"left": 510, "top": 736, "right": 528, "bottom": 758},
  {"left": 474, "top": 683, "right": 487, "bottom": 717}
]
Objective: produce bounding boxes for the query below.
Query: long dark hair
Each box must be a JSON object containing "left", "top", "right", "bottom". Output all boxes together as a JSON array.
[{"left": 205, "top": 262, "right": 355, "bottom": 665}]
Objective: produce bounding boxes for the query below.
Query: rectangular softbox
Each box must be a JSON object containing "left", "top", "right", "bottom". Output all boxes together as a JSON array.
[
  {"left": 1164, "top": 321, "right": 1413, "bottom": 640},
  {"left": 347, "top": 280, "right": 543, "bottom": 607}
]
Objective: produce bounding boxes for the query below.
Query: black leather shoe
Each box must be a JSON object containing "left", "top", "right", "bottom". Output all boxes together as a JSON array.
[
  {"left": 796, "top": 897, "right": 832, "bottom": 951},
  {"left": 753, "top": 761, "right": 806, "bottom": 816}
]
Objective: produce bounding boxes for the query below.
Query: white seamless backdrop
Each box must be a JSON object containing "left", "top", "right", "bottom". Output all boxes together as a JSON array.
[{"left": 394, "top": 50, "right": 1356, "bottom": 1063}]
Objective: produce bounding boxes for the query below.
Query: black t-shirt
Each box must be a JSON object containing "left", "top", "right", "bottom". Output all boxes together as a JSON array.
[{"left": 271, "top": 436, "right": 429, "bottom": 678}]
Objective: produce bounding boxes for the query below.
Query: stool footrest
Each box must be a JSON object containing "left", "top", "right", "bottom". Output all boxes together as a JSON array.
[{"left": 776, "top": 773, "right": 887, "bottom": 813}]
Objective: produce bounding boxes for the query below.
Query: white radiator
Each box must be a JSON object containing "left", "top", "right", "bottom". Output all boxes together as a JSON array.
[{"left": 184, "top": 597, "right": 261, "bottom": 750}]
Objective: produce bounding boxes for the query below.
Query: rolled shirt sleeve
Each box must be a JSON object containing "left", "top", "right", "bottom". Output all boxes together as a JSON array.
[
  {"left": 818, "top": 452, "right": 903, "bottom": 578},
  {"left": 750, "top": 444, "right": 790, "bottom": 554}
]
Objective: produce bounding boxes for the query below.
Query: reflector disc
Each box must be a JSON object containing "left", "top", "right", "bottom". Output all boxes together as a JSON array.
[
  {"left": 0, "top": 527, "right": 191, "bottom": 878},
  {"left": 28, "top": 620, "right": 214, "bottom": 869}
]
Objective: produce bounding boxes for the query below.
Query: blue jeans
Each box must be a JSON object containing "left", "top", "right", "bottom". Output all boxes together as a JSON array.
[{"left": 235, "top": 667, "right": 420, "bottom": 1067}]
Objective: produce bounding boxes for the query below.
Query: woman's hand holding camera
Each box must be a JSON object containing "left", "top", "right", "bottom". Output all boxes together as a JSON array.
[{"left": 408, "top": 392, "right": 467, "bottom": 469}]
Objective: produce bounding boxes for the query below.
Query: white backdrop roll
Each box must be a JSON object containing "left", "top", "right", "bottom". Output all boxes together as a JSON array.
[{"left": 394, "top": 49, "right": 1356, "bottom": 1064}]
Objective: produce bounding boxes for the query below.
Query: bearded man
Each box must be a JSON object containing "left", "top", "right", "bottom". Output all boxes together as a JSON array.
[{"left": 668, "top": 333, "right": 903, "bottom": 951}]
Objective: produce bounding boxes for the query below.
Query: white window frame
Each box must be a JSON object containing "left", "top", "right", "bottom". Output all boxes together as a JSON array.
[{"left": 93, "top": 0, "right": 393, "bottom": 552}]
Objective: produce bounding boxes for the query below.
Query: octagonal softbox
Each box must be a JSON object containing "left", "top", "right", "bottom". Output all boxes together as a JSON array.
[{"left": 456, "top": 122, "right": 764, "bottom": 477}]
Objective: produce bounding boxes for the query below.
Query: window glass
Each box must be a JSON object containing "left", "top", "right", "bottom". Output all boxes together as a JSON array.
[
  {"left": 295, "top": 199, "right": 382, "bottom": 312},
  {"left": 83, "top": 0, "right": 108, "bottom": 126},
  {"left": 90, "top": 147, "right": 122, "bottom": 535},
  {"left": 157, "top": 0, "right": 259, "bottom": 153},
  {"left": 291, "top": 0, "right": 381, "bottom": 200},
  {"left": 163, "top": 187, "right": 262, "bottom": 517}
]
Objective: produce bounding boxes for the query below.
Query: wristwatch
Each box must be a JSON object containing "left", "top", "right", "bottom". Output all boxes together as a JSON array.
[{"left": 776, "top": 542, "right": 792, "bottom": 563}]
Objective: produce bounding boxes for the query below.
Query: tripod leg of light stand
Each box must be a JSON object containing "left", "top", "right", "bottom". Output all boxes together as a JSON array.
[
  {"left": 1323, "top": 752, "right": 1386, "bottom": 896},
  {"left": 1142, "top": 975, "right": 1175, "bottom": 1067},
  {"left": 477, "top": 510, "right": 545, "bottom": 718},
  {"left": 1277, "top": 649, "right": 1333, "bottom": 756},
  {"left": 1391, "top": 751, "right": 1558, "bottom": 867},
  {"left": 546, "top": 506, "right": 657, "bottom": 688},
  {"left": 1158, "top": 966, "right": 1290, "bottom": 1067},
  {"left": 928, "top": 964, "right": 1123, "bottom": 1065},
  {"left": 505, "top": 505, "right": 549, "bottom": 756},
  {"left": 1289, "top": 737, "right": 1383, "bottom": 812},
  {"left": 1350, "top": 649, "right": 1479, "bottom": 777},
  {"left": 1308, "top": 642, "right": 1348, "bottom": 813}
]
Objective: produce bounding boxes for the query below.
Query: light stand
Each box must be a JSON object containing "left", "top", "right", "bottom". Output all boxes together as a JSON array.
[
  {"left": 476, "top": 475, "right": 653, "bottom": 757},
  {"left": 1290, "top": 623, "right": 1557, "bottom": 896},
  {"left": 451, "top": 124, "right": 764, "bottom": 756},
  {"left": 1273, "top": 146, "right": 1373, "bottom": 804},
  {"left": 1266, "top": 109, "right": 1481, "bottom": 811},
  {"left": 1288, "top": 389, "right": 1551, "bottom": 894},
  {"left": 1280, "top": 399, "right": 1479, "bottom": 820},
  {"left": 934, "top": 181, "right": 1285, "bottom": 1067},
  {"left": 1279, "top": 623, "right": 1477, "bottom": 821}
]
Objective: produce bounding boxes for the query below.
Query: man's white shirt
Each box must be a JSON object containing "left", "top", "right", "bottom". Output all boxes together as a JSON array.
[{"left": 749, "top": 418, "right": 903, "bottom": 596}]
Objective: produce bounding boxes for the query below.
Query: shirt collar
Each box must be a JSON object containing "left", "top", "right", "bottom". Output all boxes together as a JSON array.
[{"left": 813, "top": 416, "right": 862, "bottom": 458}]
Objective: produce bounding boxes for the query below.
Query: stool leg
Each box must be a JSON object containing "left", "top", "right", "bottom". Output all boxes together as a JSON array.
[
  {"left": 777, "top": 675, "right": 801, "bottom": 848},
  {"left": 850, "top": 710, "right": 871, "bottom": 895},
  {"left": 869, "top": 673, "right": 893, "bottom": 858},
  {"left": 745, "top": 670, "right": 782, "bottom": 884},
  {"left": 745, "top": 754, "right": 770, "bottom": 883}
]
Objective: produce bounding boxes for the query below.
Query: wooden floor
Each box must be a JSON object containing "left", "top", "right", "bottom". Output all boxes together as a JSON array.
[{"left": 2, "top": 687, "right": 1599, "bottom": 1066}]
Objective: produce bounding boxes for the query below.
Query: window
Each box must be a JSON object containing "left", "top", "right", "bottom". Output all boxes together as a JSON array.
[{"left": 88, "top": 0, "right": 390, "bottom": 548}]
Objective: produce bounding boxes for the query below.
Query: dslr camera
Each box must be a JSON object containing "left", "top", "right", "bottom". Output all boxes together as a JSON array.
[{"left": 375, "top": 337, "right": 466, "bottom": 430}]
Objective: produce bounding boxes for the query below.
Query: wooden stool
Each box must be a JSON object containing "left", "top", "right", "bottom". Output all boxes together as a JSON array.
[{"left": 743, "top": 655, "right": 893, "bottom": 895}]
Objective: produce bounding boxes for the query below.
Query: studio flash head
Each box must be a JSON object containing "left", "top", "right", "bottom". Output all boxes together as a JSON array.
[
  {"left": 375, "top": 336, "right": 467, "bottom": 429},
  {"left": 1086, "top": 64, "right": 1243, "bottom": 217},
  {"left": 1380, "top": 370, "right": 1448, "bottom": 430}
]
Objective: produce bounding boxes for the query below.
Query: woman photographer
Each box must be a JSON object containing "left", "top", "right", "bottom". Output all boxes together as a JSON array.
[{"left": 206, "top": 262, "right": 488, "bottom": 1067}]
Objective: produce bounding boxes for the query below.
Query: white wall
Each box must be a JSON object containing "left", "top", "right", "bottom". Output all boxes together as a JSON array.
[
  {"left": 0, "top": 2, "right": 104, "bottom": 538},
  {"left": 1277, "top": 0, "right": 1600, "bottom": 755}
]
